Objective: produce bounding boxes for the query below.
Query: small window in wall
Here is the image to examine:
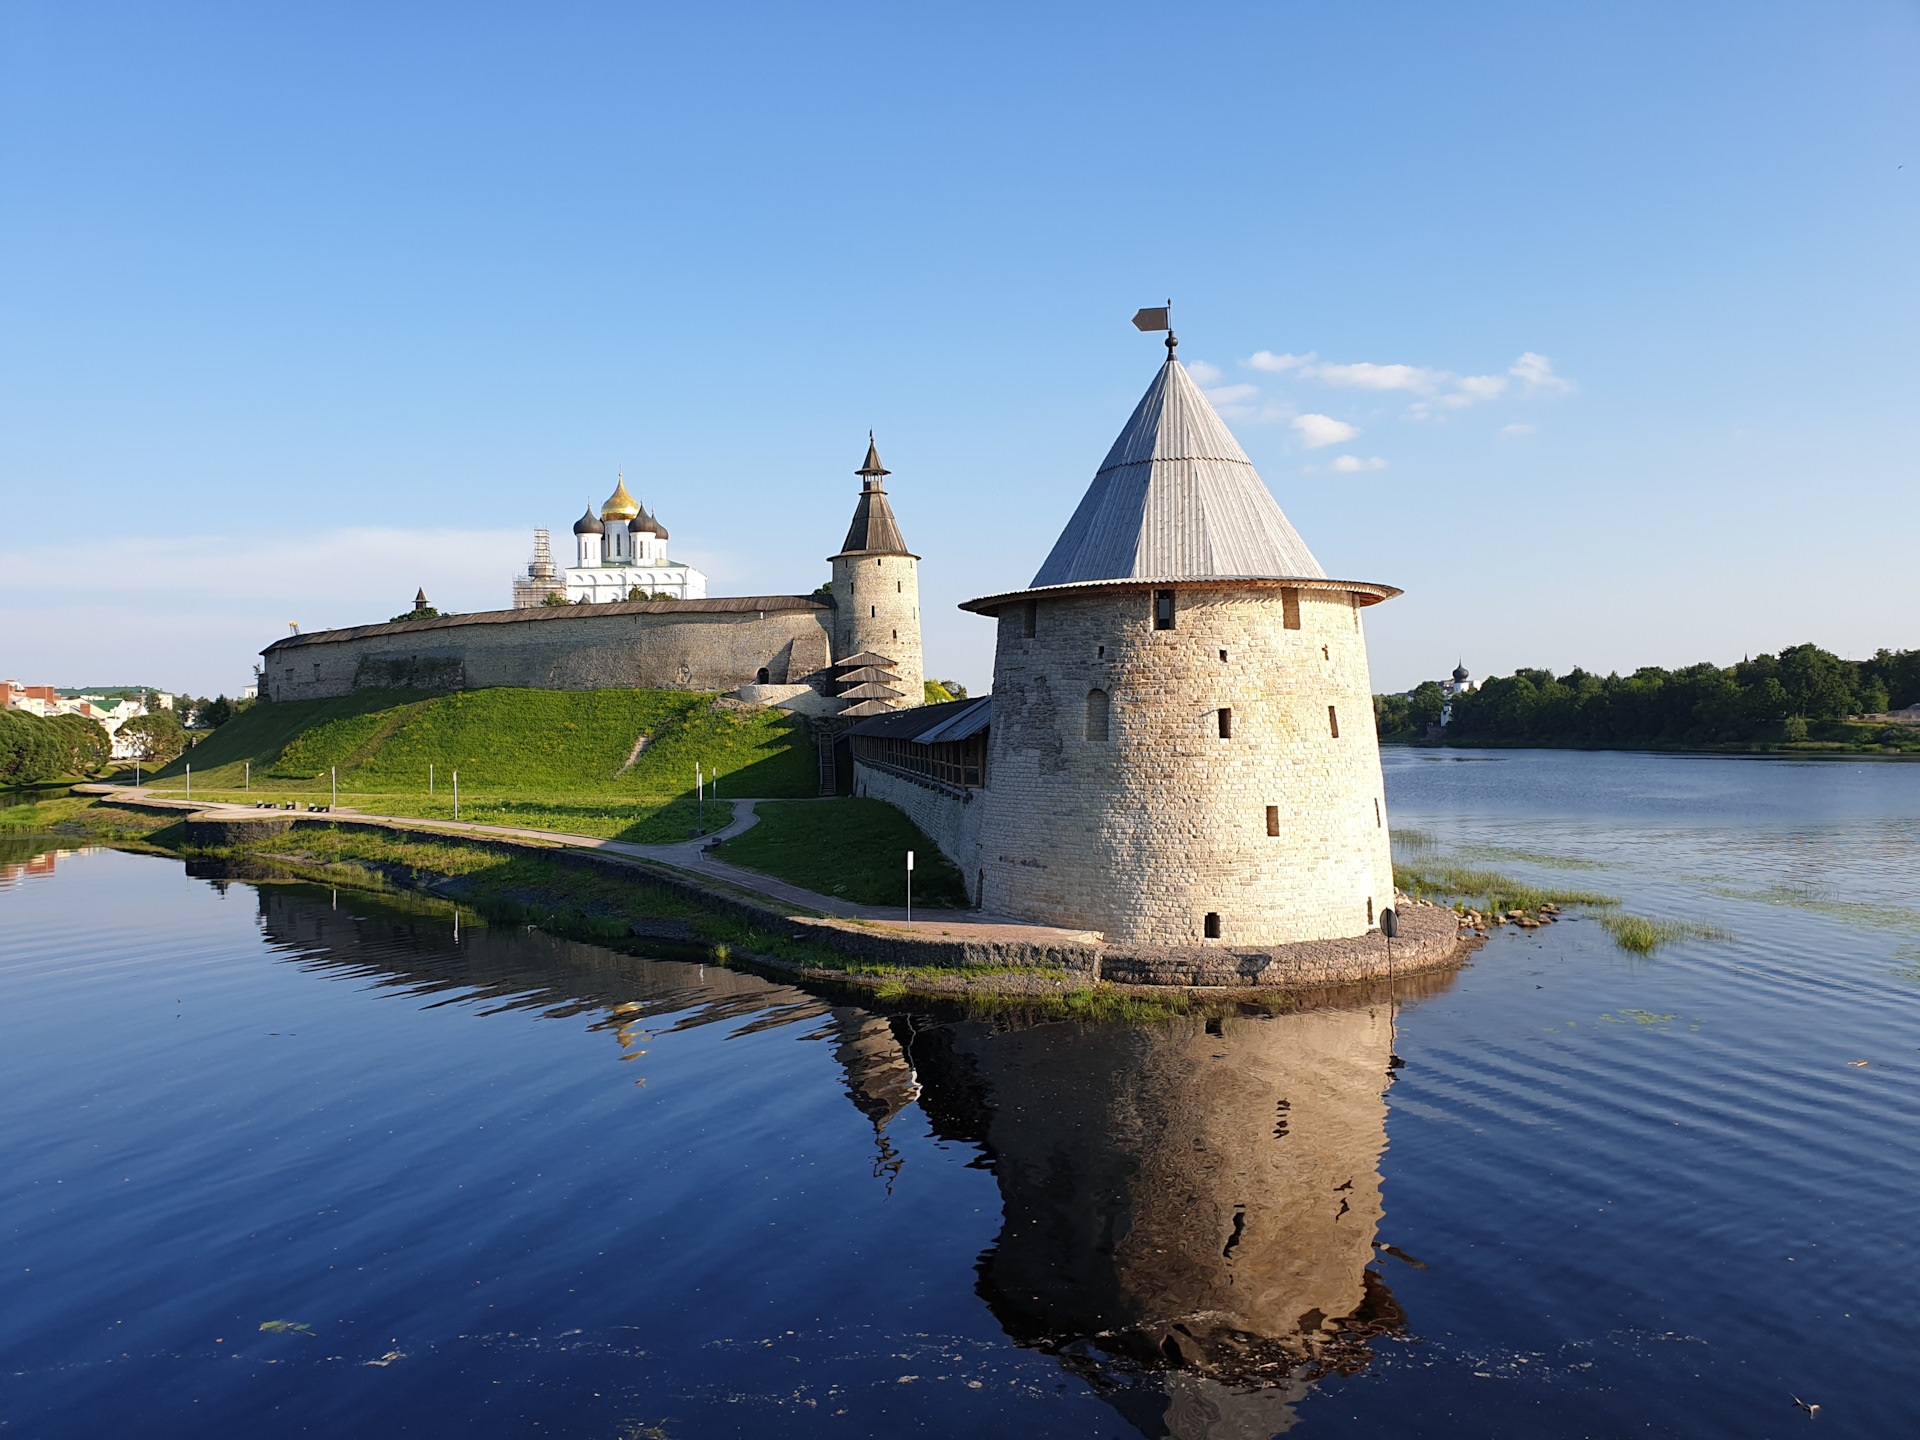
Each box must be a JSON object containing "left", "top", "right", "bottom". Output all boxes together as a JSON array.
[
  {"left": 1367, "top": 897, "right": 1374, "bottom": 925},
  {"left": 1329, "top": 705, "right": 1340, "bottom": 738},
  {"left": 1282, "top": 588, "right": 1301, "bottom": 630},
  {"left": 1085, "top": 688, "right": 1110, "bottom": 741},
  {"left": 1217, "top": 707, "right": 1232, "bottom": 739},
  {"left": 1154, "top": 590, "right": 1175, "bottom": 630},
  {"left": 1266, "top": 805, "right": 1280, "bottom": 836},
  {"left": 1097, "top": 645, "right": 1105, "bottom": 658},
  {"left": 1204, "top": 912, "right": 1222, "bottom": 939},
  {"left": 1219, "top": 649, "right": 1228, "bottom": 662},
  {"left": 756, "top": 667, "right": 770, "bottom": 684},
  {"left": 1023, "top": 600, "right": 1037, "bottom": 638},
  {"left": 892, "top": 629, "right": 897, "bottom": 641},
  {"left": 1375, "top": 797, "right": 1382, "bottom": 827},
  {"left": 870, "top": 605, "right": 876, "bottom": 617},
  {"left": 1322, "top": 645, "right": 1329, "bottom": 660},
  {"left": 896, "top": 581, "right": 901, "bottom": 592}
]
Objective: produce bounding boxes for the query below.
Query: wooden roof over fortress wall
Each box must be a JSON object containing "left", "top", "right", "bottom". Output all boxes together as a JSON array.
[{"left": 261, "top": 595, "right": 833, "bottom": 657}]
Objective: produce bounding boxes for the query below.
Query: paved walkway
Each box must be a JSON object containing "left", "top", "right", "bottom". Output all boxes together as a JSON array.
[{"left": 86, "top": 786, "right": 1104, "bottom": 947}]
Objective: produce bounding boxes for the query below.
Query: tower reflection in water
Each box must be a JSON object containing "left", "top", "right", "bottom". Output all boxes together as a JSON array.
[
  {"left": 912, "top": 998, "right": 1433, "bottom": 1438},
  {"left": 247, "top": 880, "right": 1440, "bottom": 1439}
]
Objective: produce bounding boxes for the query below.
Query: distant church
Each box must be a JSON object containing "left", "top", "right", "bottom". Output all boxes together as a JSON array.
[{"left": 511, "top": 475, "right": 708, "bottom": 607}]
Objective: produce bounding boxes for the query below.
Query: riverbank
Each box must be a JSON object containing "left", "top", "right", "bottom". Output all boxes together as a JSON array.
[{"left": 15, "top": 785, "right": 1470, "bottom": 1010}]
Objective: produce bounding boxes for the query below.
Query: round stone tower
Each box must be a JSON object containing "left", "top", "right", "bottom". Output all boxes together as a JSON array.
[
  {"left": 829, "top": 436, "right": 923, "bottom": 708},
  {"left": 960, "top": 340, "right": 1401, "bottom": 946}
]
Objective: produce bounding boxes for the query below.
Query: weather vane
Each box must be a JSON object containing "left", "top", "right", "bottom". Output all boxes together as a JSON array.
[{"left": 1132, "top": 299, "right": 1175, "bottom": 357}]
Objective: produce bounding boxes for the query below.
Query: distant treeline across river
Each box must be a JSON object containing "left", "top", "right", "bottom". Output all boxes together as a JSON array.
[{"left": 1375, "top": 643, "right": 1920, "bottom": 752}]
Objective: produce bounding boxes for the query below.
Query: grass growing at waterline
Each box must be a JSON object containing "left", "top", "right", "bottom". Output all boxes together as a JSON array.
[
  {"left": 184, "top": 790, "right": 733, "bottom": 845},
  {"left": 1393, "top": 862, "right": 1618, "bottom": 913},
  {"left": 715, "top": 798, "right": 970, "bottom": 909},
  {"left": 1597, "top": 914, "right": 1734, "bottom": 955}
]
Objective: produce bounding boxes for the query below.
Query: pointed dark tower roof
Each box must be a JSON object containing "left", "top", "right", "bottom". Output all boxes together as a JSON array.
[
  {"left": 414, "top": 588, "right": 429, "bottom": 609},
  {"left": 834, "top": 433, "right": 913, "bottom": 556}
]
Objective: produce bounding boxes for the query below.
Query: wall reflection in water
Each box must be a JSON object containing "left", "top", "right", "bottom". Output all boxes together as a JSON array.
[{"left": 245, "top": 879, "right": 1444, "bottom": 1439}]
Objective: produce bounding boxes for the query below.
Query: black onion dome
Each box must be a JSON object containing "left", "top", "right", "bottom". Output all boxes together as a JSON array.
[
  {"left": 649, "top": 509, "right": 668, "bottom": 540},
  {"left": 573, "top": 506, "right": 605, "bottom": 535},
  {"left": 629, "top": 508, "right": 657, "bottom": 536},
  {"left": 1452, "top": 662, "right": 1469, "bottom": 682}
]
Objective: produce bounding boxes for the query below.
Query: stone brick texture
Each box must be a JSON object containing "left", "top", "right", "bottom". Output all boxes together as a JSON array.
[
  {"left": 831, "top": 552, "right": 924, "bottom": 705},
  {"left": 852, "top": 760, "right": 988, "bottom": 902},
  {"left": 978, "top": 583, "right": 1396, "bottom": 945},
  {"left": 265, "top": 607, "right": 835, "bottom": 702}
]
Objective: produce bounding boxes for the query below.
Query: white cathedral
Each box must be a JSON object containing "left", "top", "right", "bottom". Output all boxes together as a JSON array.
[{"left": 511, "top": 475, "right": 708, "bottom": 608}]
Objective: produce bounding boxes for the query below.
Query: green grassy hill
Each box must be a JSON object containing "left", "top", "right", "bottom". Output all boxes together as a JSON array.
[{"left": 145, "top": 687, "right": 818, "bottom": 841}]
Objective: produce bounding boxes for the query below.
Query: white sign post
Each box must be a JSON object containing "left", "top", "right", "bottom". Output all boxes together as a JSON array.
[
  {"left": 453, "top": 770, "right": 459, "bottom": 821},
  {"left": 906, "top": 850, "right": 914, "bottom": 929},
  {"left": 185, "top": 764, "right": 190, "bottom": 802},
  {"left": 331, "top": 766, "right": 337, "bottom": 810},
  {"left": 430, "top": 763, "right": 434, "bottom": 796}
]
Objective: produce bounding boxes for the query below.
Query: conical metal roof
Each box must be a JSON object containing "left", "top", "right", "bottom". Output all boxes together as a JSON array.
[
  {"left": 1029, "top": 357, "right": 1326, "bottom": 587},
  {"left": 857, "top": 434, "right": 890, "bottom": 477}
]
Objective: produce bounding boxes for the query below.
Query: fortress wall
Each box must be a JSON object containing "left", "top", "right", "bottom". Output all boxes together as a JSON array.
[
  {"left": 265, "top": 605, "right": 834, "bottom": 702},
  {"left": 851, "top": 761, "right": 987, "bottom": 900},
  {"left": 978, "top": 584, "right": 1395, "bottom": 945}
]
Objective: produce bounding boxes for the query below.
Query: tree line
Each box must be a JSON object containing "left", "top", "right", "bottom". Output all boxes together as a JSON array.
[
  {"left": 1375, "top": 644, "right": 1920, "bottom": 749},
  {"left": 1, "top": 689, "right": 255, "bottom": 784}
]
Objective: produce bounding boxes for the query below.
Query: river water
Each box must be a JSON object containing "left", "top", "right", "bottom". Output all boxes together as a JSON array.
[{"left": 2, "top": 750, "right": 1916, "bottom": 1437}]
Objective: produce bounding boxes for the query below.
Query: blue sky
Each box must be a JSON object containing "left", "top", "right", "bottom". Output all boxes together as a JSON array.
[{"left": 2, "top": 1, "right": 1915, "bottom": 697}]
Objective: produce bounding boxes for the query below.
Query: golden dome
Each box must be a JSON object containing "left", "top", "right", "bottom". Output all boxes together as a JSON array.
[{"left": 600, "top": 473, "right": 640, "bottom": 522}]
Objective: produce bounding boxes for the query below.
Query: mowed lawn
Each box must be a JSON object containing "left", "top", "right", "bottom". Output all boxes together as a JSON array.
[
  {"left": 141, "top": 686, "right": 813, "bottom": 842},
  {"left": 716, "top": 798, "right": 969, "bottom": 908}
]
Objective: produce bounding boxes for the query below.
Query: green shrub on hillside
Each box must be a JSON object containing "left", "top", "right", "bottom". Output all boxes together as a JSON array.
[{"left": 1, "top": 712, "right": 111, "bottom": 782}]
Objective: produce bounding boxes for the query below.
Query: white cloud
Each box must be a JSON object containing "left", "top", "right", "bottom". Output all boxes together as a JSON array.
[
  {"left": 1292, "top": 414, "right": 1359, "bottom": 449},
  {"left": 1186, "top": 360, "right": 1224, "bottom": 385},
  {"left": 1205, "top": 383, "right": 1259, "bottom": 405},
  {"left": 1331, "top": 455, "right": 1388, "bottom": 472},
  {"left": 1456, "top": 374, "right": 1509, "bottom": 401},
  {"left": 1304, "top": 361, "right": 1442, "bottom": 393},
  {"left": 1247, "top": 350, "right": 1315, "bottom": 371},
  {"left": 1510, "top": 351, "right": 1574, "bottom": 392},
  {"left": 1499, "top": 423, "right": 1537, "bottom": 437}
]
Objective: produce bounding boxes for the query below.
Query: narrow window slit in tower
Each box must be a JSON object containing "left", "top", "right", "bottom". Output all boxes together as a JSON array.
[
  {"left": 1328, "top": 705, "right": 1340, "bottom": 738},
  {"left": 1097, "top": 645, "right": 1105, "bottom": 658},
  {"left": 1367, "top": 897, "right": 1374, "bottom": 925},
  {"left": 1219, "top": 649, "right": 1228, "bottom": 662},
  {"left": 1322, "top": 645, "right": 1329, "bottom": 660},
  {"left": 1218, "top": 707, "right": 1232, "bottom": 740},
  {"left": 1204, "top": 912, "right": 1222, "bottom": 939},
  {"left": 1086, "top": 689, "right": 1110, "bottom": 742},
  {"left": 870, "top": 605, "right": 876, "bottom": 618},
  {"left": 1375, "top": 797, "right": 1382, "bottom": 827},
  {"left": 1154, "top": 589, "right": 1175, "bottom": 630},
  {"left": 1282, "top": 588, "right": 1301, "bottom": 630},
  {"left": 1266, "top": 805, "right": 1280, "bottom": 837},
  {"left": 1023, "top": 601, "right": 1037, "bottom": 638}
]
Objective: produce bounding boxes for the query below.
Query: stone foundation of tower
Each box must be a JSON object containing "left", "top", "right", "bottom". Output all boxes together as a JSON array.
[{"left": 977, "top": 582, "right": 1395, "bottom": 945}]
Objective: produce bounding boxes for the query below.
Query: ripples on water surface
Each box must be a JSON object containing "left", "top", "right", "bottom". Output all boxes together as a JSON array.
[{"left": 1, "top": 750, "right": 1916, "bottom": 1437}]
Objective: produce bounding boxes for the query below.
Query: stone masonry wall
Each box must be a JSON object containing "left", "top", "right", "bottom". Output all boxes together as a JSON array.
[
  {"left": 832, "top": 553, "right": 924, "bottom": 705},
  {"left": 851, "top": 760, "right": 987, "bottom": 901},
  {"left": 264, "top": 605, "right": 835, "bottom": 702},
  {"left": 977, "top": 584, "right": 1396, "bottom": 946}
]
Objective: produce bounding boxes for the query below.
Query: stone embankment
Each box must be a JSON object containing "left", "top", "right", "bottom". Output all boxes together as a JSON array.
[{"left": 79, "top": 786, "right": 1469, "bottom": 999}]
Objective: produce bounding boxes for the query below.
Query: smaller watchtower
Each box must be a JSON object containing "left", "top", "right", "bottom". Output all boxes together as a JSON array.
[{"left": 829, "top": 435, "right": 923, "bottom": 708}]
